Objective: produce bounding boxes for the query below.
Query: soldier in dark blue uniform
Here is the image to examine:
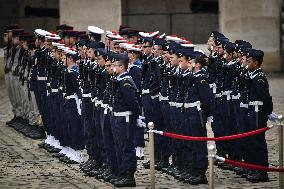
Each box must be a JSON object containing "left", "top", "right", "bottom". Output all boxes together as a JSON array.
[
  {"left": 61, "top": 48, "right": 84, "bottom": 164},
  {"left": 111, "top": 54, "right": 140, "bottom": 187},
  {"left": 181, "top": 51, "right": 213, "bottom": 185},
  {"left": 96, "top": 50, "right": 118, "bottom": 182},
  {"left": 126, "top": 44, "right": 145, "bottom": 159},
  {"left": 84, "top": 41, "right": 107, "bottom": 176},
  {"left": 235, "top": 40, "right": 253, "bottom": 176},
  {"left": 245, "top": 49, "right": 272, "bottom": 183}
]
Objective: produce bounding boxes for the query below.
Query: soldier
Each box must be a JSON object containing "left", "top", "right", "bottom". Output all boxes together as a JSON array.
[
  {"left": 245, "top": 49, "right": 272, "bottom": 182},
  {"left": 112, "top": 53, "right": 140, "bottom": 187},
  {"left": 6, "top": 28, "right": 24, "bottom": 127},
  {"left": 125, "top": 44, "right": 145, "bottom": 158},
  {"left": 34, "top": 29, "right": 52, "bottom": 150},
  {"left": 183, "top": 51, "right": 212, "bottom": 184},
  {"left": 4, "top": 25, "right": 20, "bottom": 125},
  {"left": 61, "top": 48, "right": 84, "bottom": 164},
  {"left": 96, "top": 49, "right": 118, "bottom": 182}
]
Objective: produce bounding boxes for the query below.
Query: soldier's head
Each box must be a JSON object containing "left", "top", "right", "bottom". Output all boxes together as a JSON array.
[
  {"left": 170, "top": 52, "right": 179, "bottom": 67},
  {"left": 114, "top": 54, "right": 129, "bottom": 75},
  {"left": 78, "top": 39, "right": 87, "bottom": 59},
  {"left": 246, "top": 49, "right": 264, "bottom": 71},
  {"left": 66, "top": 52, "right": 78, "bottom": 67},
  {"left": 105, "top": 61, "right": 114, "bottom": 75},
  {"left": 126, "top": 29, "right": 139, "bottom": 44},
  {"left": 2, "top": 32, "right": 8, "bottom": 44},
  {"left": 208, "top": 31, "right": 225, "bottom": 52},
  {"left": 183, "top": 51, "right": 207, "bottom": 72},
  {"left": 61, "top": 53, "right": 67, "bottom": 65},
  {"left": 177, "top": 49, "right": 192, "bottom": 71},
  {"left": 88, "top": 26, "right": 104, "bottom": 42},
  {"left": 127, "top": 45, "right": 141, "bottom": 63},
  {"left": 141, "top": 42, "right": 152, "bottom": 56},
  {"left": 97, "top": 54, "right": 106, "bottom": 68},
  {"left": 12, "top": 29, "right": 24, "bottom": 46},
  {"left": 223, "top": 42, "right": 235, "bottom": 63}
]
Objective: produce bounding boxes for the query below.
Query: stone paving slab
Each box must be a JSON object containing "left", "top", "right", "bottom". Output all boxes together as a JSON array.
[{"left": 0, "top": 73, "right": 284, "bottom": 189}]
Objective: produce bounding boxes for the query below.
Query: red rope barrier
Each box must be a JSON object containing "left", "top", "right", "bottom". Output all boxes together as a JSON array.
[
  {"left": 161, "top": 126, "right": 271, "bottom": 141},
  {"left": 218, "top": 157, "right": 284, "bottom": 172}
]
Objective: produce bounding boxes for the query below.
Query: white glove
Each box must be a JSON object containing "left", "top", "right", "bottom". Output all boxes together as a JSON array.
[
  {"left": 207, "top": 116, "right": 213, "bottom": 123},
  {"left": 136, "top": 118, "right": 146, "bottom": 128},
  {"left": 139, "top": 115, "right": 145, "bottom": 120},
  {"left": 269, "top": 112, "right": 283, "bottom": 122}
]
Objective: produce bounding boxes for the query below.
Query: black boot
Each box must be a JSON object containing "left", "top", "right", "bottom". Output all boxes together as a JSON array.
[
  {"left": 6, "top": 116, "right": 17, "bottom": 125},
  {"left": 156, "top": 156, "right": 169, "bottom": 171},
  {"left": 103, "top": 168, "right": 118, "bottom": 182},
  {"left": 186, "top": 174, "right": 208, "bottom": 185},
  {"left": 113, "top": 172, "right": 136, "bottom": 187},
  {"left": 246, "top": 171, "right": 269, "bottom": 183}
]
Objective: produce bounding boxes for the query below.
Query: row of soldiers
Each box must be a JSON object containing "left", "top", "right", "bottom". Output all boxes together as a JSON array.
[{"left": 2, "top": 23, "right": 273, "bottom": 187}]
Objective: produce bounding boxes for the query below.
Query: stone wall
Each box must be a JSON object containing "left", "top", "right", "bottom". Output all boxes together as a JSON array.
[
  {"left": 122, "top": 0, "right": 219, "bottom": 44},
  {"left": 219, "top": 0, "right": 282, "bottom": 71},
  {"left": 59, "top": 0, "right": 121, "bottom": 33}
]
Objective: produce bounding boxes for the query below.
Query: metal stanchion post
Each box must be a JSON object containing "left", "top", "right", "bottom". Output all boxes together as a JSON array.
[
  {"left": 208, "top": 145, "right": 215, "bottom": 189},
  {"left": 279, "top": 116, "right": 283, "bottom": 189},
  {"left": 148, "top": 122, "right": 155, "bottom": 189}
]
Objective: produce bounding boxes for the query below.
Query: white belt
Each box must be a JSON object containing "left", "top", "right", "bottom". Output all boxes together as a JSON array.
[
  {"left": 249, "top": 101, "right": 263, "bottom": 112},
  {"left": 51, "top": 89, "right": 58, "bottom": 93},
  {"left": 183, "top": 101, "right": 201, "bottom": 111},
  {"left": 101, "top": 104, "right": 109, "bottom": 114},
  {"left": 159, "top": 95, "right": 169, "bottom": 101},
  {"left": 209, "top": 83, "right": 217, "bottom": 94},
  {"left": 37, "top": 76, "right": 47, "bottom": 81},
  {"left": 175, "top": 103, "right": 183, "bottom": 108},
  {"left": 109, "top": 107, "right": 113, "bottom": 112},
  {"left": 66, "top": 94, "right": 82, "bottom": 115},
  {"left": 215, "top": 93, "right": 222, "bottom": 98},
  {"left": 142, "top": 89, "right": 150, "bottom": 94},
  {"left": 151, "top": 94, "right": 159, "bottom": 100},
  {"left": 231, "top": 93, "right": 241, "bottom": 100},
  {"left": 47, "top": 83, "right": 51, "bottom": 86},
  {"left": 66, "top": 95, "right": 76, "bottom": 99},
  {"left": 240, "top": 102, "right": 248, "bottom": 109},
  {"left": 222, "top": 90, "right": 232, "bottom": 100},
  {"left": 82, "top": 93, "right": 92, "bottom": 98},
  {"left": 169, "top": 102, "right": 176, "bottom": 107},
  {"left": 113, "top": 111, "right": 132, "bottom": 122}
]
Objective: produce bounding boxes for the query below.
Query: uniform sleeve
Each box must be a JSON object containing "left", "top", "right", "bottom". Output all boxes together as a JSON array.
[
  {"left": 129, "top": 67, "right": 142, "bottom": 92},
  {"left": 254, "top": 77, "right": 270, "bottom": 102},
  {"left": 71, "top": 72, "right": 82, "bottom": 98},
  {"left": 120, "top": 80, "right": 140, "bottom": 118},
  {"left": 197, "top": 77, "right": 214, "bottom": 117}
]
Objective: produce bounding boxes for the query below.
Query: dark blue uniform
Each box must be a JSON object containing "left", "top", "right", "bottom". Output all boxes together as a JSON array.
[
  {"left": 128, "top": 60, "right": 144, "bottom": 149},
  {"left": 183, "top": 70, "right": 213, "bottom": 176},
  {"left": 246, "top": 68, "right": 271, "bottom": 167},
  {"left": 64, "top": 64, "right": 84, "bottom": 150},
  {"left": 113, "top": 72, "right": 140, "bottom": 175}
]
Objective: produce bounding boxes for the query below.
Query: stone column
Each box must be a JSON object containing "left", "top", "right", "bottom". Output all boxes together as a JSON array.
[
  {"left": 219, "top": 0, "right": 281, "bottom": 71},
  {"left": 59, "top": 0, "right": 121, "bottom": 33}
]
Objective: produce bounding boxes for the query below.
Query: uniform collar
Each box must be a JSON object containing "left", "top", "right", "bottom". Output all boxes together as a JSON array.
[
  {"left": 68, "top": 64, "right": 79, "bottom": 73},
  {"left": 117, "top": 72, "right": 128, "bottom": 80},
  {"left": 249, "top": 68, "right": 262, "bottom": 79},
  {"left": 193, "top": 70, "right": 202, "bottom": 77}
]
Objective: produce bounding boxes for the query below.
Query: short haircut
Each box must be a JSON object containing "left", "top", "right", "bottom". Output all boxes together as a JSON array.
[{"left": 120, "top": 59, "right": 129, "bottom": 70}]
